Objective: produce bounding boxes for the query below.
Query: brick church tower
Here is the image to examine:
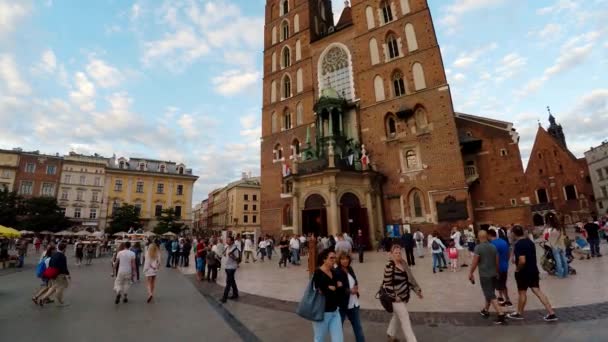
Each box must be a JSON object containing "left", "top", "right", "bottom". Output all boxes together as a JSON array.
[{"left": 260, "top": 0, "right": 477, "bottom": 242}]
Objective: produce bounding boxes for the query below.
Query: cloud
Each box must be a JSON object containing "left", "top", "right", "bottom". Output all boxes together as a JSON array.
[
  {"left": 535, "top": 23, "right": 562, "bottom": 40},
  {"left": 142, "top": 28, "right": 209, "bottom": 70},
  {"left": 131, "top": 3, "right": 141, "bottom": 21},
  {"left": 495, "top": 53, "right": 527, "bottom": 81},
  {"left": 0, "top": 54, "right": 31, "bottom": 95},
  {"left": 452, "top": 42, "right": 498, "bottom": 68},
  {"left": 520, "top": 31, "right": 599, "bottom": 94},
  {"left": 38, "top": 49, "right": 57, "bottom": 73},
  {"left": 212, "top": 70, "right": 260, "bottom": 96},
  {"left": 69, "top": 72, "right": 96, "bottom": 112},
  {"left": 440, "top": 0, "right": 506, "bottom": 32},
  {"left": 0, "top": 1, "right": 30, "bottom": 37},
  {"left": 85, "top": 57, "right": 123, "bottom": 88},
  {"left": 537, "top": 0, "right": 580, "bottom": 15}
]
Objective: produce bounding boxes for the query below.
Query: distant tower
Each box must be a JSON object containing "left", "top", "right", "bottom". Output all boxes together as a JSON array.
[{"left": 546, "top": 106, "right": 567, "bottom": 149}]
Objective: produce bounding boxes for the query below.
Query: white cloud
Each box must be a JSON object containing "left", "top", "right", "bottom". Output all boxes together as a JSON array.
[
  {"left": 440, "top": 0, "right": 506, "bottom": 32},
  {"left": 452, "top": 73, "right": 466, "bottom": 82},
  {"left": 131, "top": 3, "right": 141, "bottom": 21},
  {"left": 537, "top": 0, "right": 580, "bottom": 15},
  {"left": 0, "top": 54, "right": 31, "bottom": 95},
  {"left": 0, "top": 1, "right": 29, "bottom": 37},
  {"left": 38, "top": 49, "right": 57, "bottom": 73},
  {"left": 85, "top": 57, "right": 123, "bottom": 88},
  {"left": 452, "top": 42, "right": 498, "bottom": 69},
  {"left": 212, "top": 70, "right": 260, "bottom": 96},
  {"left": 142, "top": 28, "right": 209, "bottom": 70},
  {"left": 495, "top": 53, "right": 527, "bottom": 81},
  {"left": 69, "top": 72, "right": 96, "bottom": 112},
  {"left": 178, "top": 114, "right": 197, "bottom": 139},
  {"left": 537, "top": 23, "right": 562, "bottom": 39}
]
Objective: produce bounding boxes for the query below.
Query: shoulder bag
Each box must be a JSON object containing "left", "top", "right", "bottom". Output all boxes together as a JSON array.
[
  {"left": 376, "top": 262, "right": 396, "bottom": 313},
  {"left": 296, "top": 279, "right": 326, "bottom": 322}
]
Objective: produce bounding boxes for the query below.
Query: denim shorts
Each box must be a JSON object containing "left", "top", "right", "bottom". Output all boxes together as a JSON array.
[{"left": 195, "top": 257, "right": 205, "bottom": 272}]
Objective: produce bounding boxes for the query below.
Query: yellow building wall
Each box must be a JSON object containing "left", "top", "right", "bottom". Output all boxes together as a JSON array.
[{"left": 0, "top": 152, "right": 19, "bottom": 191}]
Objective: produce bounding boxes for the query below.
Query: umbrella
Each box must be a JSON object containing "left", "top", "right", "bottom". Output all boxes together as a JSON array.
[
  {"left": 74, "top": 231, "right": 90, "bottom": 236},
  {"left": 113, "top": 232, "right": 128, "bottom": 237},
  {"left": 55, "top": 230, "right": 74, "bottom": 236},
  {"left": 39, "top": 230, "right": 53, "bottom": 235},
  {"left": 162, "top": 232, "right": 177, "bottom": 236},
  {"left": 142, "top": 231, "right": 156, "bottom": 237},
  {"left": 19, "top": 230, "right": 35, "bottom": 235},
  {"left": 0, "top": 225, "right": 21, "bottom": 238},
  {"left": 92, "top": 231, "right": 104, "bottom": 238}
]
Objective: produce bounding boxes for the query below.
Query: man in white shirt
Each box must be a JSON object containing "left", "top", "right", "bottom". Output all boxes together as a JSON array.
[
  {"left": 289, "top": 235, "right": 300, "bottom": 265},
  {"left": 243, "top": 236, "right": 256, "bottom": 263},
  {"left": 335, "top": 235, "right": 352, "bottom": 254},
  {"left": 114, "top": 241, "right": 136, "bottom": 304},
  {"left": 414, "top": 229, "right": 425, "bottom": 258}
]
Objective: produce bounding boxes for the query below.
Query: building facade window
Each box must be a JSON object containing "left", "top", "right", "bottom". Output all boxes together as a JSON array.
[
  {"left": 160, "top": 164, "right": 166, "bottom": 173},
  {"left": 271, "top": 80, "right": 277, "bottom": 103},
  {"left": 177, "top": 185, "right": 183, "bottom": 195},
  {"left": 89, "top": 208, "right": 97, "bottom": 219},
  {"left": 253, "top": 194, "right": 257, "bottom": 201},
  {"left": 283, "top": 109, "right": 292, "bottom": 130},
  {"left": 244, "top": 194, "right": 249, "bottom": 201},
  {"left": 387, "top": 34, "right": 400, "bottom": 59},
  {"left": 281, "top": 20, "right": 289, "bottom": 41},
  {"left": 274, "top": 143, "right": 283, "bottom": 160},
  {"left": 155, "top": 205, "right": 163, "bottom": 217},
  {"left": 139, "top": 162, "right": 145, "bottom": 171},
  {"left": 64, "top": 175, "right": 71, "bottom": 183},
  {"left": 175, "top": 206, "right": 182, "bottom": 217},
  {"left": 61, "top": 190, "right": 68, "bottom": 200},
  {"left": 412, "top": 62, "right": 426, "bottom": 90},
  {"left": 80, "top": 175, "right": 86, "bottom": 185},
  {"left": 243, "top": 215, "right": 248, "bottom": 223},
  {"left": 405, "top": 149, "right": 418, "bottom": 170},
  {"left": 295, "top": 40, "right": 301, "bottom": 60},
  {"left": 157, "top": 183, "right": 164, "bottom": 194},
  {"left": 415, "top": 108, "right": 428, "bottom": 129},
  {"left": 134, "top": 204, "right": 142, "bottom": 216},
  {"left": 114, "top": 180, "right": 123, "bottom": 191},
  {"left": 296, "top": 102, "right": 303, "bottom": 125},
  {"left": 76, "top": 190, "right": 83, "bottom": 201},
  {"left": 244, "top": 204, "right": 249, "bottom": 211},
  {"left": 282, "top": 46, "right": 291, "bottom": 68},
  {"left": 253, "top": 215, "right": 257, "bottom": 223},
  {"left": 392, "top": 71, "right": 406, "bottom": 97},
  {"left": 564, "top": 185, "right": 577, "bottom": 200},
  {"left": 365, "top": 6, "right": 375, "bottom": 29},
  {"left": 374, "top": 75, "right": 385, "bottom": 102},
  {"left": 292, "top": 139, "right": 300, "bottom": 156},
  {"left": 271, "top": 111, "right": 278, "bottom": 133},
  {"left": 253, "top": 204, "right": 257, "bottom": 211},
  {"left": 94, "top": 177, "right": 101, "bottom": 186},
  {"left": 386, "top": 114, "right": 397, "bottom": 138},
  {"left": 74, "top": 207, "right": 81, "bottom": 218},
  {"left": 92, "top": 192, "right": 98, "bottom": 202},
  {"left": 281, "top": 0, "right": 288, "bottom": 16},
  {"left": 136, "top": 181, "right": 144, "bottom": 193},
  {"left": 537, "top": 188, "right": 549, "bottom": 203},
  {"left": 381, "top": 0, "right": 394, "bottom": 24},
  {"left": 410, "top": 190, "right": 424, "bottom": 218},
  {"left": 404, "top": 23, "right": 418, "bottom": 51},
  {"left": 294, "top": 14, "right": 300, "bottom": 32},
  {"left": 319, "top": 45, "right": 354, "bottom": 101},
  {"left": 25, "top": 163, "right": 35, "bottom": 173},
  {"left": 282, "top": 74, "right": 291, "bottom": 99},
  {"left": 46, "top": 165, "right": 56, "bottom": 175},
  {"left": 369, "top": 38, "right": 380, "bottom": 65},
  {"left": 598, "top": 169, "right": 605, "bottom": 180}
]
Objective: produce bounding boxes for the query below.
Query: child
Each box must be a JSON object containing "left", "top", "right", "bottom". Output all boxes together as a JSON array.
[{"left": 447, "top": 241, "right": 458, "bottom": 272}]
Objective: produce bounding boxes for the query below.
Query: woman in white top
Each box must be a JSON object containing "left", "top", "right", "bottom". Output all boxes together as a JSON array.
[
  {"left": 336, "top": 252, "right": 364, "bottom": 342},
  {"left": 143, "top": 243, "right": 161, "bottom": 303}
]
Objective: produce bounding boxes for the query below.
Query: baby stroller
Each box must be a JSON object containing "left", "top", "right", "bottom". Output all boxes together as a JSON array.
[{"left": 540, "top": 242, "right": 576, "bottom": 275}]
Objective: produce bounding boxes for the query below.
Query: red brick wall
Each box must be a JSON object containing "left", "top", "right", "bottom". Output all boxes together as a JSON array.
[{"left": 13, "top": 153, "right": 62, "bottom": 198}]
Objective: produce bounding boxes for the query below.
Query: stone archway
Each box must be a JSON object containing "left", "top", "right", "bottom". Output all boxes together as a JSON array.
[
  {"left": 339, "top": 192, "right": 369, "bottom": 247},
  {"left": 302, "top": 194, "right": 328, "bottom": 237}
]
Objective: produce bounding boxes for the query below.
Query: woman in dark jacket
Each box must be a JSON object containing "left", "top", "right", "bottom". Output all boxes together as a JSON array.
[
  {"left": 311, "top": 249, "right": 343, "bottom": 342},
  {"left": 335, "top": 252, "right": 365, "bottom": 342},
  {"left": 383, "top": 244, "right": 423, "bottom": 342}
]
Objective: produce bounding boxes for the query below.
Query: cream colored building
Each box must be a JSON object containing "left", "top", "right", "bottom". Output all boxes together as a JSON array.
[
  {"left": 0, "top": 149, "right": 20, "bottom": 192},
  {"left": 585, "top": 141, "right": 608, "bottom": 215},
  {"left": 103, "top": 156, "right": 198, "bottom": 231},
  {"left": 225, "top": 176, "right": 261, "bottom": 233},
  {"left": 209, "top": 187, "right": 227, "bottom": 230},
  {"left": 58, "top": 153, "right": 109, "bottom": 230}
]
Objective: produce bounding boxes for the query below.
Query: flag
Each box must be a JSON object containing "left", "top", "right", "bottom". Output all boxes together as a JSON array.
[
  {"left": 282, "top": 163, "right": 291, "bottom": 177},
  {"left": 361, "top": 154, "right": 369, "bottom": 168}
]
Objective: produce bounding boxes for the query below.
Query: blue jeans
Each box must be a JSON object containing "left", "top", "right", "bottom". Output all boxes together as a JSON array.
[
  {"left": 432, "top": 253, "right": 441, "bottom": 272},
  {"left": 340, "top": 306, "right": 365, "bottom": 342},
  {"left": 290, "top": 248, "right": 300, "bottom": 264},
  {"left": 313, "top": 309, "right": 343, "bottom": 342},
  {"left": 588, "top": 238, "right": 601, "bottom": 256},
  {"left": 552, "top": 247, "right": 568, "bottom": 278},
  {"left": 17, "top": 255, "right": 24, "bottom": 268}
]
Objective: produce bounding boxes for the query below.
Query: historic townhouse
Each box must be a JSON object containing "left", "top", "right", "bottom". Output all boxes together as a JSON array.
[
  {"left": 13, "top": 150, "right": 62, "bottom": 199},
  {"left": 585, "top": 141, "right": 608, "bottom": 215},
  {"left": 103, "top": 156, "right": 198, "bottom": 231},
  {"left": 0, "top": 149, "right": 20, "bottom": 192}
]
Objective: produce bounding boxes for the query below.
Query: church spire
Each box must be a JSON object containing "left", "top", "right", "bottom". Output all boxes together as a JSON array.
[{"left": 546, "top": 106, "right": 567, "bottom": 149}]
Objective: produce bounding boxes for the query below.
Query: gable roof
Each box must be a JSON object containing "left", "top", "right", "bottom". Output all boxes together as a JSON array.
[
  {"left": 336, "top": 5, "right": 353, "bottom": 29},
  {"left": 525, "top": 126, "right": 581, "bottom": 174}
]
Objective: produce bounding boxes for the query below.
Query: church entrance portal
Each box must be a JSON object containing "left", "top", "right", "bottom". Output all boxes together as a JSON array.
[
  {"left": 302, "top": 194, "right": 328, "bottom": 237},
  {"left": 339, "top": 192, "right": 369, "bottom": 248}
]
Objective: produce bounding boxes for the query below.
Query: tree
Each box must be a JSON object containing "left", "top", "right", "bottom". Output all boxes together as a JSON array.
[
  {"left": 154, "top": 208, "right": 184, "bottom": 235},
  {"left": 0, "top": 188, "right": 22, "bottom": 228},
  {"left": 20, "top": 196, "right": 73, "bottom": 233},
  {"left": 107, "top": 204, "right": 142, "bottom": 235}
]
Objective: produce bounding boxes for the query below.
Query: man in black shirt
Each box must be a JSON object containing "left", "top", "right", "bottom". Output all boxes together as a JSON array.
[
  {"left": 400, "top": 229, "right": 415, "bottom": 266},
  {"left": 507, "top": 226, "right": 557, "bottom": 322},
  {"left": 584, "top": 219, "right": 602, "bottom": 257}
]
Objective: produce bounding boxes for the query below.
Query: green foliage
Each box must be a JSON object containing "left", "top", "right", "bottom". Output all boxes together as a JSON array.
[
  {"left": 107, "top": 204, "right": 142, "bottom": 235},
  {"left": 153, "top": 208, "right": 184, "bottom": 235},
  {"left": 0, "top": 188, "right": 22, "bottom": 228},
  {"left": 20, "top": 196, "right": 72, "bottom": 232}
]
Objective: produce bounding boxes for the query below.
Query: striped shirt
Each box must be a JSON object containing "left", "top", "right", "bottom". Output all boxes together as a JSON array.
[{"left": 382, "top": 260, "right": 420, "bottom": 303}]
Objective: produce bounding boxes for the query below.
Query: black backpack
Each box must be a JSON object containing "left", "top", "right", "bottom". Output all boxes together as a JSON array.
[{"left": 431, "top": 240, "right": 439, "bottom": 250}]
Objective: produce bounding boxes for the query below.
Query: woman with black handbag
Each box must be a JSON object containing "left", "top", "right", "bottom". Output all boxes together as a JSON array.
[{"left": 382, "top": 244, "right": 423, "bottom": 342}]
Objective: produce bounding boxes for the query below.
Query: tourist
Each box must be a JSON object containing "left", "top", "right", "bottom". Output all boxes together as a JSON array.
[
  {"left": 290, "top": 235, "right": 301, "bottom": 265},
  {"left": 220, "top": 236, "right": 240, "bottom": 303},
  {"left": 300, "top": 234, "right": 308, "bottom": 257},
  {"left": 171, "top": 238, "right": 180, "bottom": 268},
  {"left": 355, "top": 229, "right": 365, "bottom": 263},
  {"left": 383, "top": 245, "right": 423, "bottom": 342},
  {"left": 258, "top": 237, "right": 268, "bottom": 261},
  {"left": 38, "top": 243, "right": 70, "bottom": 307},
  {"left": 428, "top": 232, "right": 446, "bottom": 273},
  {"left": 183, "top": 238, "right": 192, "bottom": 268},
  {"left": 279, "top": 235, "right": 289, "bottom": 268},
  {"left": 143, "top": 242, "right": 161, "bottom": 303},
  {"left": 34, "top": 237, "right": 41, "bottom": 254},
  {"left": 447, "top": 241, "right": 458, "bottom": 272},
  {"left": 85, "top": 243, "right": 95, "bottom": 265},
  {"left": 335, "top": 252, "right": 364, "bottom": 342},
  {"left": 206, "top": 244, "right": 220, "bottom": 282},
  {"left": 488, "top": 229, "right": 512, "bottom": 307},
  {"left": 507, "top": 225, "right": 558, "bottom": 322},
  {"left": 32, "top": 245, "right": 56, "bottom": 305},
  {"left": 243, "top": 236, "right": 256, "bottom": 263},
  {"left": 165, "top": 238, "right": 173, "bottom": 268},
  {"left": 195, "top": 239, "right": 207, "bottom": 281},
  {"left": 311, "top": 249, "right": 343, "bottom": 342},
  {"left": 335, "top": 235, "right": 352, "bottom": 255},
  {"left": 328, "top": 235, "right": 336, "bottom": 250},
  {"left": 401, "top": 229, "right": 415, "bottom": 266},
  {"left": 464, "top": 225, "right": 476, "bottom": 260},
  {"left": 321, "top": 236, "right": 329, "bottom": 251},
  {"left": 75, "top": 240, "right": 84, "bottom": 266},
  {"left": 16, "top": 238, "right": 26, "bottom": 268},
  {"left": 451, "top": 227, "right": 468, "bottom": 267},
  {"left": 307, "top": 234, "right": 318, "bottom": 273},
  {"left": 413, "top": 229, "right": 424, "bottom": 258},
  {"left": 235, "top": 234, "right": 243, "bottom": 256},
  {"left": 131, "top": 242, "right": 143, "bottom": 281},
  {"left": 343, "top": 233, "right": 354, "bottom": 251},
  {"left": 584, "top": 218, "right": 601, "bottom": 257},
  {"left": 573, "top": 235, "right": 591, "bottom": 260},
  {"left": 214, "top": 238, "right": 225, "bottom": 258},
  {"left": 114, "top": 241, "right": 136, "bottom": 304},
  {"left": 112, "top": 243, "right": 124, "bottom": 277},
  {"left": 547, "top": 226, "right": 568, "bottom": 278},
  {"left": 468, "top": 230, "right": 506, "bottom": 325},
  {"left": 177, "top": 238, "right": 185, "bottom": 267},
  {"left": 266, "top": 235, "right": 275, "bottom": 260}
]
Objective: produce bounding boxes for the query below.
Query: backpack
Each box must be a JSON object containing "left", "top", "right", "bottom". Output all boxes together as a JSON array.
[
  {"left": 498, "top": 228, "right": 508, "bottom": 241},
  {"left": 36, "top": 258, "right": 48, "bottom": 278},
  {"left": 431, "top": 239, "right": 439, "bottom": 250},
  {"left": 233, "top": 247, "right": 242, "bottom": 264}
]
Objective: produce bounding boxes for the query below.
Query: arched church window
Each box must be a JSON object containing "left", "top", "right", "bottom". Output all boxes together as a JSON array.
[
  {"left": 282, "top": 46, "right": 291, "bottom": 68},
  {"left": 374, "top": 75, "right": 385, "bottom": 102},
  {"left": 415, "top": 107, "right": 428, "bottom": 128},
  {"left": 319, "top": 45, "right": 354, "bottom": 100},
  {"left": 296, "top": 102, "right": 303, "bottom": 125},
  {"left": 412, "top": 62, "right": 426, "bottom": 90},
  {"left": 387, "top": 33, "right": 400, "bottom": 59},
  {"left": 292, "top": 139, "right": 300, "bottom": 155},
  {"left": 274, "top": 143, "right": 283, "bottom": 160},
  {"left": 281, "top": 20, "right": 289, "bottom": 41},
  {"left": 369, "top": 38, "right": 380, "bottom": 65},
  {"left": 392, "top": 71, "right": 406, "bottom": 97},
  {"left": 385, "top": 114, "right": 397, "bottom": 138},
  {"left": 381, "top": 0, "right": 394, "bottom": 24},
  {"left": 281, "top": 0, "right": 289, "bottom": 16},
  {"left": 404, "top": 23, "right": 418, "bottom": 52},
  {"left": 283, "top": 108, "right": 292, "bottom": 130},
  {"left": 365, "top": 6, "right": 375, "bottom": 29},
  {"left": 411, "top": 190, "right": 424, "bottom": 218},
  {"left": 282, "top": 74, "right": 292, "bottom": 99},
  {"left": 271, "top": 111, "right": 278, "bottom": 133}
]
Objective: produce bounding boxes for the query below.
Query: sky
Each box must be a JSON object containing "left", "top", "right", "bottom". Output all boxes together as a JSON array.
[{"left": 0, "top": 0, "right": 607, "bottom": 205}]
